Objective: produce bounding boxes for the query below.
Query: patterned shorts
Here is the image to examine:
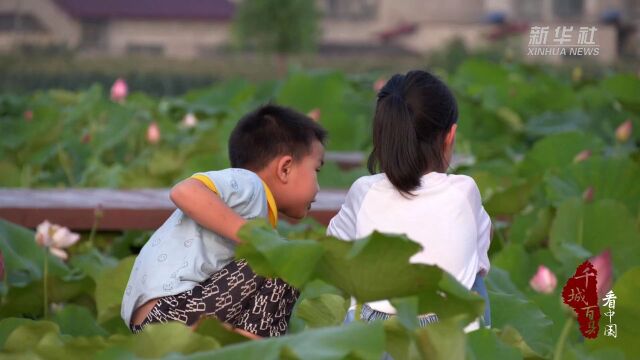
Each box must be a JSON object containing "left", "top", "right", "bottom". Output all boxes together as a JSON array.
[{"left": 130, "top": 259, "right": 299, "bottom": 337}]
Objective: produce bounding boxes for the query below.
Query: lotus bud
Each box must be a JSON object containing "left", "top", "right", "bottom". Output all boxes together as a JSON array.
[
  {"left": 110, "top": 78, "right": 128, "bottom": 103},
  {"left": 307, "top": 108, "right": 321, "bottom": 122},
  {"left": 147, "top": 121, "right": 161, "bottom": 144},
  {"left": 373, "top": 77, "right": 386, "bottom": 93},
  {"left": 572, "top": 67, "right": 582, "bottom": 83},
  {"left": 582, "top": 187, "right": 594, "bottom": 203},
  {"left": 573, "top": 149, "right": 591, "bottom": 163},
  {"left": 615, "top": 120, "right": 632, "bottom": 143},
  {"left": 182, "top": 112, "right": 198, "bottom": 128},
  {"left": 530, "top": 265, "right": 557, "bottom": 294},
  {"left": 589, "top": 249, "right": 612, "bottom": 300}
]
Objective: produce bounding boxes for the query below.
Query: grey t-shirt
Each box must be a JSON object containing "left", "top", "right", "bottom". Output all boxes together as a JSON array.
[{"left": 121, "top": 168, "right": 275, "bottom": 326}]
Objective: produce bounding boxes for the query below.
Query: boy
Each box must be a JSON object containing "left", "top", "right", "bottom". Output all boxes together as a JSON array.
[{"left": 121, "top": 105, "right": 326, "bottom": 337}]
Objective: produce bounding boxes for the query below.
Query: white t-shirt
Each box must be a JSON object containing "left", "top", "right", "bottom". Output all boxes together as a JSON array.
[{"left": 327, "top": 172, "right": 491, "bottom": 314}]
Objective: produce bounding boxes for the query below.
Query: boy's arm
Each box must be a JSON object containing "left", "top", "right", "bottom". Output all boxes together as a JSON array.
[{"left": 170, "top": 178, "right": 246, "bottom": 243}]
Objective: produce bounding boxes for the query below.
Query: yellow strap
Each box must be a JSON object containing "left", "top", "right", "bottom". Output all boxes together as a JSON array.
[
  {"left": 191, "top": 173, "right": 278, "bottom": 228},
  {"left": 261, "top": 181, "right": 278, "bottom": 228},
  {"left": 191, "top": 174, "right": 218, "bottom": 194}
]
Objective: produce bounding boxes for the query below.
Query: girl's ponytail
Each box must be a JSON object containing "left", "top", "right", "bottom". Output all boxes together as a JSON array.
[{"left": 367, "top": 71, "right": 458, "bottom": 196}]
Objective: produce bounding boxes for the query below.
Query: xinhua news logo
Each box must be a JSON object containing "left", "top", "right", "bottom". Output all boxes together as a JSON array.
[{"left": 528, "top": 26, "right": 599, "bottom": 56}]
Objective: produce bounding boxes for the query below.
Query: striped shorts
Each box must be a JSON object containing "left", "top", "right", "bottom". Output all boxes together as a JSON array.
[{"left": 360, "top": 303, "right": 440, "bottom": 326}]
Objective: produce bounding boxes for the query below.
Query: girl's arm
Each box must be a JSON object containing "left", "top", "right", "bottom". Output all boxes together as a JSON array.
[{"left": 170, "top": 178, "right": 247, "bottom": 243}]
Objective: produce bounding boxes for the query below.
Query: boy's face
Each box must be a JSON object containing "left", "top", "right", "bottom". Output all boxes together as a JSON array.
[{"left": 278, "top": 140, "right": 325, "bottom": 220}]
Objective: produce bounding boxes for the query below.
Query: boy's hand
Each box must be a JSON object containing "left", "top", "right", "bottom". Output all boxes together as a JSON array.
[{"left": 170, "top": 178, "right": 247, "bottom": 243}]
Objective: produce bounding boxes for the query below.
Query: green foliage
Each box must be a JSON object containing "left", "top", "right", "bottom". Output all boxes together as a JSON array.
[
  {"left": 233, "top": 0, "right": 319, "bottom": 55},
  {"left": 2, "top": 58, "right": 640, "bottom": 358}
]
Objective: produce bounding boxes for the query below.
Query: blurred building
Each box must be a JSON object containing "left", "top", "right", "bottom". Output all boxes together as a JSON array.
[
  {"left": 0, "top": 0, "right": 234, "bottom": 58},
  {"left": 0, "top": 0, "right": 636, "bottom": 62}
]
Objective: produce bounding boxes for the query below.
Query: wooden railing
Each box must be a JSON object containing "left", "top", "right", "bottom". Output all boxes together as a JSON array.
[{"left": 0, "top": 188, "right": 347, "bottom": 230}]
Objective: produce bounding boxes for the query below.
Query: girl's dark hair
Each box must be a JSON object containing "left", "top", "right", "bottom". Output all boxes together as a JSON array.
[{"left": 367, "top": 70, "right": 458, "bottom": 196}]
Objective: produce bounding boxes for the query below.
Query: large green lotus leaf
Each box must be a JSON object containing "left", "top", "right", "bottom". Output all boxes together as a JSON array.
[
  {"left": 194, "top": 318, "right": 250, "bottom": 346},
  {"left": 0, "top": 318, "right": 32, "bottom": 349},
  {"left": 295, "top": 293, "right": 349, "bottom": 329},
  {"left": 456, "top": 99, "right": 512, "bottom": 142},
  {"left": 315, "top": 231, "right": 484, "bottom": 322},
  {"left": 490, "top": 244, "right": 534, "bottom": 291},
  {"left": 466, "top": 328, "right": 523, "bottom": 360},
  {"left": 519, "top": 131, "right": 604, "bottom": 176},
  {"left": 289, "top": 279, "right": 348, "bottom": 332},
  {"left": 236, "top": 221, "right": 325, "bottom": 288},
  {"left": 69, "top": 248, "right": 119, "bottom": 283},
  {"left": 175, "top": 321, "right": 385, "bottom": 360},
  {"left": 544, "top": 157, "right": 640, "bottom": 214},
  {"left": 122, "top": 322, "right": 220, "bottom": 357},
  {"left": 382, "top": 319, "right": 420, "bottom": 360},
  {"left": 565, "top": 344, "right": 626, "bottom": 360},
  {"left": 525, "top": 110, "right": 591, "bottom": 137},
  {"left": 587, "top": 267, "right": 640, "bottom": 358},
  {"left": 414, "top": 316, "right": 468, "bottom": 360},
  {"left": 51, "top": 304, "right": 108, "bottom": 337},
  {"left": 508, "top": 206, "right": 554, "bottom": 249},
  {"left": 2, "top": 320, "right": 62, "bottom": 355},
  {"left": 549, "top": 199, "right": 640, "bottom": 273},
  {"left": 238, "top": 222, "right": 483, "bottom": 325},
  {"left": 484, "top": 178, "right": 539, "bottom": 216},
  {"left": 276, "top": 71, "right": 369, "bottom": 151},
  {"left": 601, "top": 74, "right": 640, "bottom": 113},
  {"left": 486, "top": 267, "right": 554, "bottom": 358},
  {"left": 1, "top": 320, "right": 218, "bottom": 359},
  {"left": 453, "top": 60, "right": 509, "bottom": 109},
  {"left": 183, "top": 79, "right": 256, "bottom": 113},
  {"left": 95, "top": 256, "right": 135, "bottom": 324}
]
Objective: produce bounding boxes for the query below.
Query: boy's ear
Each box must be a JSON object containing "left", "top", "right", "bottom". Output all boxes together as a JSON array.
[{"left": 276, "top": 155, "right": 294, "bottom": 183}]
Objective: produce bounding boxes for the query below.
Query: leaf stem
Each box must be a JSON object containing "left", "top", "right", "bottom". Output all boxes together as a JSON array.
[
  {"left": 553, "top": 317, "right": 573, "bottom": 360},
  {"left": 43, "top": 249, "right": 49, "bottom": 320}
]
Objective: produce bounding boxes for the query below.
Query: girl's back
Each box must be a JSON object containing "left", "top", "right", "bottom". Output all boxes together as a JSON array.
[
  {"left": 327, "top": 70, "right": 492, "bottom": 325},
  {"left": 328, "top": 171, "right": 490, "bottom": 313}
]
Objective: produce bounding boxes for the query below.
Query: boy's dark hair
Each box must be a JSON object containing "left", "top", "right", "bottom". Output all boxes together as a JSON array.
[
  {"left": 229, "top": 104, "right": 327, "bottom": 170},
  {"left": 367, "top": 70, "right": 458, "bottom": 195}
]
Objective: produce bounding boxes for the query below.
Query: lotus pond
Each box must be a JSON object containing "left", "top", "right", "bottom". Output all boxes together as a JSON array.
[{"left": 0, "top": 59, "right": 639, "bottom": 359}]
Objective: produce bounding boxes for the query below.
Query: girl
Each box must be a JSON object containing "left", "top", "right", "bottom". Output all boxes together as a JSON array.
[{"left": 328, "top": 70, "right": 491, "bottom": 330}]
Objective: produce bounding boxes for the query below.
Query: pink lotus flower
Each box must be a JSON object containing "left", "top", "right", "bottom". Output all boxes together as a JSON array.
[
  {"left": 110, "top": 78, "right": 128, "bottom": 103},
  {"left": 307, "top": 108, "right": 321, "bottom": 122},
  {"left": 35, "top": 220, "right": 80, "bottom": 261},
  {"left": 590, "top": 249, "right": 612, "bottom": 299},
  {"left": 181, "top": 113, "right": 198, "bottom": 128},
  {"left": 373, "top": 77, "right": 386, "bottom": 93},
  {"left": 615, "top": 120, "right": 632, "bottom": 143},
  {"left": 147, "top": 122, "right": 161, "bottom": 144},
  {"left": 530, "top": 265, "right": 557, "bottom": 294},
  {"left": 573, "top": 149, "right": 591, "bottom": 163},
  {"left": 582, "top": 186, "right": 595, "bottom": 203},
  {"left": 23, "top": 110, "right": 33, "bottom": 121}
]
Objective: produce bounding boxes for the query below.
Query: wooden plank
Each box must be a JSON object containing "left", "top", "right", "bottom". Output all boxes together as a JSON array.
[{"left": 0, "top": 189, "right": 346, "bottom": 230}]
